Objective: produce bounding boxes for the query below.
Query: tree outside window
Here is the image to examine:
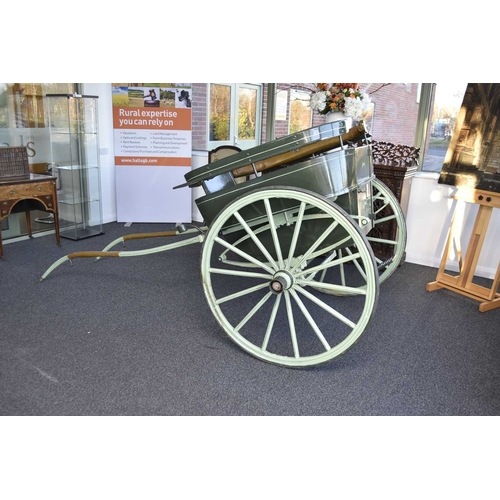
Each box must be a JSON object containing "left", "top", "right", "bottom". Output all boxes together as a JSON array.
[{"left": 289, "top": 90, "right": 312, "bottom": 133}]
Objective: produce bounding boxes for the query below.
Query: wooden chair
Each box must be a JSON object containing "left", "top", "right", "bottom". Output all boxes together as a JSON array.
[
  {"left": 208, "top": 145, "right": 246, "bottom": 183},
  {"left": 208, "top": 145, "right": 242, "bottom": 164}
]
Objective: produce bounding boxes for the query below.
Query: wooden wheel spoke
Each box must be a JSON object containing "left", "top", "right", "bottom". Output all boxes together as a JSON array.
[
  {"left": 373, "top": 213, "right": 397, "bottom": 225},
  {"left": 344, "top": 246, "right": 367, "bottom": 281},
  {"left": 284, "top": 291, "right": 300, "bottom": 358},
  {"left": 219, "top": 223, "right": 271, "bottom": 262},
  {"left": 298, "top": 279, "right": 367, "bottom": 296},
  {"left": 214, "top": 282, "right": 269, "bottom": 305},
  {"left": 367, "top": 236, "right": 398, "bottom": 246},
  {"left": 296, "top": 251, "right": 362, "bottom": 279},
  {"left": 302, "top": 234, "right": 352, "bottom": 263},
  {"left": 291, "top": 219, "right": 339, "bottom": 272},
  {"left": 287, "top": 201, "right": 306, "bottom": 264},
  {"left": 234, "top": 211, "right": 279, "bottom": 271},
  {"left": 373, "top": 200, "right": 390, "bottom": 216},
  {"left": 295, "top": 286, "right": 356, "bottom": 329},
  {"left": 264, "top": 198, "right": 284, "bottom": 268},
  {"left": 208, "top": 267, "right": 272, "bottom": 280},
  {"left": 262, "top": 294, "right": 281, "bottom": 351},
  {"left": 215, "top": 235, "right": 275, "bottom": 274},
  {"left": 289, "top": 289, "right": 331, "bottom": 351},
  {"left": 339, "top": 248, "right": 346, "bottom": 286},
  {"left": 235, "top": 292, "right": 273, "bottom": 331},
  {"left": 316, "top": 250, "right": 337, "bottom": 283}
]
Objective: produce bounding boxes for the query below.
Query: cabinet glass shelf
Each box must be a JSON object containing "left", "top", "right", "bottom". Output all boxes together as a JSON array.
[
  {"left": 58, "top": 196, "right": 101, "bottom": 205},
  {"left": 47, "top": 94, "right": 104, "bottom": 241},
  {"left": 56, "top": 164, "right": 99, "bottom": 171}
]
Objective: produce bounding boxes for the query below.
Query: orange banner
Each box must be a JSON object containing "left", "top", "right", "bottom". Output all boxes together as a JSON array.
[
  {"left": 112, "top": 107, "right": 191, "bottom": 130},
  {"left": 115, "top": 156, "right": 191, "bottom": 166},
  {"left": 111, "top": 83, "right": 193, "bottom": 222}
]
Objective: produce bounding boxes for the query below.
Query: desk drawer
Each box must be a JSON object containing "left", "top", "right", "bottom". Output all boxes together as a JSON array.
[
  {"left": 1, "top": 194, "right": 55, "bottom": 214},
  {"left": 1, "top": 199, "right": 17, "bottom": 216},
  {"left": 0, "top": 181, "right": 56, "bottom": 218},
  {"left": 0, "top": 182, "right": 54, "bottom": 199}
]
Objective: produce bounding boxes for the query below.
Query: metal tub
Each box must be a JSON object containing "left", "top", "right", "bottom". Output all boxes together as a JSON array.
[{"left": 195, "top": 144, "right": 374, "bottom": 259}]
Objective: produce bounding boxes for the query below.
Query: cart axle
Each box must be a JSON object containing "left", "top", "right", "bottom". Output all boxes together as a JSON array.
[{"left": 270, "top": 270, "right": 294, "bottom": 293}]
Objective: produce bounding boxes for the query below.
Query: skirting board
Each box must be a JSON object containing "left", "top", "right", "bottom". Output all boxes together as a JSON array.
[{"left": 405, "top": 252, "right": 497, "bottom": 280}]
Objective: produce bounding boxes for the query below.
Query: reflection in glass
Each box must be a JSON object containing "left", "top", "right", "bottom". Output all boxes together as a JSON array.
[
  {"left": 0, "top": 83, "right": 78, "bottom": 240},
  {"left": 438, "top": 83, "right": 500, "bottom": 193},
  {"left": 210, "top": 84, "right": 231, "bottom": 141},
  {"left": 422, "top": 83, "right": 467, "bottom": 172},
  {"left": 289, "top": 90, "right": 311, "bottom": 133},
  {"left": 0, "top": 83, "right": 76, "bottom": 130},
  {"left": 238, "top": 87, "right": 256, "bottom": 140}
]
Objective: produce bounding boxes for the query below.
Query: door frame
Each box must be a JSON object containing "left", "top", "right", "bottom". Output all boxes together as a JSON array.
[{"left": 207, "top": 83, "right": 263, "bottom": 151}]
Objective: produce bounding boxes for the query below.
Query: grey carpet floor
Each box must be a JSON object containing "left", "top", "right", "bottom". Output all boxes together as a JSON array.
[{"left": 1, "top": 222, "right": 499, "bottom": 416}]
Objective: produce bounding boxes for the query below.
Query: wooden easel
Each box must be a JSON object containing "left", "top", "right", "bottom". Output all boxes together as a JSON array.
[{"left": 426, "top": 188, "right": 500, "bottom": 312}]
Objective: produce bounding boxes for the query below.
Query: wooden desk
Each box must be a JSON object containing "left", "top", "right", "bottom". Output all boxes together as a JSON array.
[{"left": 0, "top": 173, "right": 61, "bottom": 258}]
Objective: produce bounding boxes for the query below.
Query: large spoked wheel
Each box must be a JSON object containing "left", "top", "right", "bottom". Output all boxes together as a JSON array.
[
  {"left": 315, "top": 178, "right": 407, "bottom": 295},
  {"left": 200, "top": 186, "right": 379, "bottom": 368},
  {"left": 366, "top": 178, "right": 407, "bottom": 285}
]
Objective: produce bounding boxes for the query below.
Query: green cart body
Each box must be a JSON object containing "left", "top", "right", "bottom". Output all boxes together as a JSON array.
[{"left": 184, "top": 121, "right": 375, "bottom": 260}]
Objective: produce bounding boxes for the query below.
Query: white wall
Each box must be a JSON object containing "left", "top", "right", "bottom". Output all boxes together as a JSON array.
[
  {"left": 83, "top": 84, "right": 500, "bottom": 280},
  {"left": 191, "top": 151, "right": 208, "bottom": 222},
  {"left": 83, "top": 84, "right": 117, "bottom": 224},
  {"left": 405, "top": 172, "right": 500, "bottom": 279}
]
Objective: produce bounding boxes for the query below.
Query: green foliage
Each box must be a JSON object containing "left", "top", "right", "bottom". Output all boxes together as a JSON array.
[
  {"left": 112, "top": 94, "right": 129, "bottom": 107},
  {"left": 289, "top": 100, "right": 311, "bottom": 133},
  {"left": 160, "top": 89, "right": 175, "bottom": 101},
  {"left": 128, "top": 89, "right": 144, "bottom": 98},
  {"left": 238, "top": 109, "right": 255, "bottom": 140},
  {"left": 0, "top": 85, "right": 7, "bottom": 128},
  {"left": 210, "top": 117, "right": 229, "bottom": 141}
]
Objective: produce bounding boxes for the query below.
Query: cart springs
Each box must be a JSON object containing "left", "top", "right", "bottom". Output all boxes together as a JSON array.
[{"left": 176, "top": 223, "right": 206, "bottom": 235}]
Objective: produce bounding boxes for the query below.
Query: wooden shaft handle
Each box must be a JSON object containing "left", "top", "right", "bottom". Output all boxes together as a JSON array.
[
  {"left": 123, "top": 231, "right": 177, "bottom": 241},
  {"left": 67, "top": 251, "right": 120, "bottom": 260},
  {"left": 232, "top": 121, "right": 367, "bottom": 178}
]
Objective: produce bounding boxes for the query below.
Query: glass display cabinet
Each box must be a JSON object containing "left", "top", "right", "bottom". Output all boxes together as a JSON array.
[{"left": 46, "top": 93, "right": 104, "bottom": 240}]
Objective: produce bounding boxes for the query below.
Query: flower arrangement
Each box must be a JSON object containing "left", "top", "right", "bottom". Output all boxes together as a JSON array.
[{"left": 310, "top": 83, "right": 371, "bottom": 118}]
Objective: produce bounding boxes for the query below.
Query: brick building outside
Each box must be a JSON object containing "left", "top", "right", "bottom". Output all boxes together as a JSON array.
[{"left": 191, "top": 83, "right": 429, "bottom": 153}]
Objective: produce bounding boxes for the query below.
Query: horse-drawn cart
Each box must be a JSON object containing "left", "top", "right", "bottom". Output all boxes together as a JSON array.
[{"left": 41, "top": 119, "right": 406, "bottom": 367}]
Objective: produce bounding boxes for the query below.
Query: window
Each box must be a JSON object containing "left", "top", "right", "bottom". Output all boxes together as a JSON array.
[
  {"left": 207, "top": 83, "right": 262, "bottom": 150},
  {"left": 209, "top": 83, "right": 231, "bottom": 142},
  {"left": 289, "top": 90, "right": 312, "bottom": 133},
  {"left": 0, "top": 83, "right": 79, "bottom": 238},
  {"left": 420, "top": 83, "right": 467, "bottom": 172},
  {"left": 0, "top": 83, "right": 79, "bottom": 160}
]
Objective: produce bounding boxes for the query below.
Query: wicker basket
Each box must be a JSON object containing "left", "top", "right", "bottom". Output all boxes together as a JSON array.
[{"left": 0, "top": 146, "right": 30, "bottom": 178}]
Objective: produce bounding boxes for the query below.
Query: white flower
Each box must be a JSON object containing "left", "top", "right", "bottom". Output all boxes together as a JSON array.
[
  {"left": 311, "top": 91, "right": 327, "bottom": 112},
  {"left": 311, "top": 84, "right": 370, "bottom": 117},
  {"left": 343, "top": 93, "right": 372, "bottom": 118},
  {"left": 343, "top": 96, "right": 364, "bottom": 118},
  {"left": 360, "top": 92, "right": 371, "bottom": 109}
]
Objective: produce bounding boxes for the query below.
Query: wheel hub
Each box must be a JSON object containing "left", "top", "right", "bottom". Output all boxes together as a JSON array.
[{"left": 270, "top": 270, "right": 294, "bottom": 294}]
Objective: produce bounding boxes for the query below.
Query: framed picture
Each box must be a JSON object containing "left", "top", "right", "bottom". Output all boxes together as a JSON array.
[{"left": 438, "top": 83, "right": 500, "bottom": 194}]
